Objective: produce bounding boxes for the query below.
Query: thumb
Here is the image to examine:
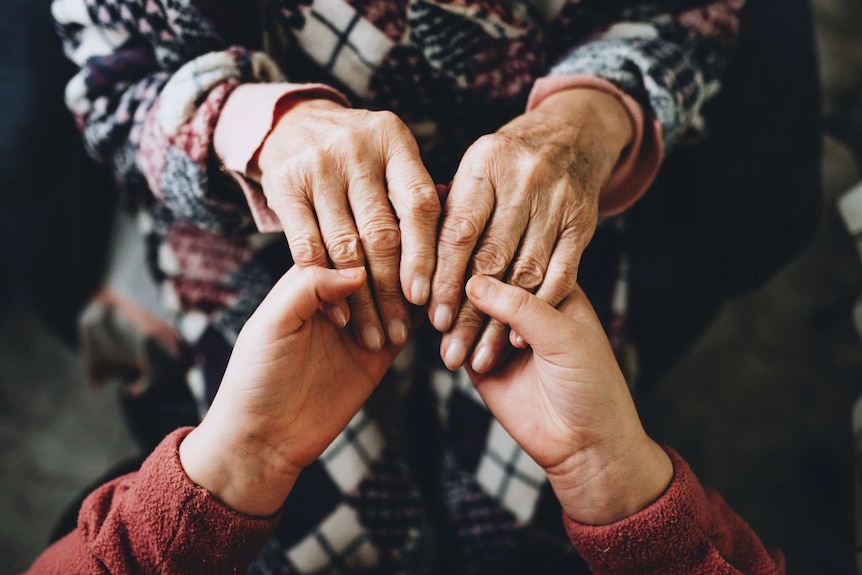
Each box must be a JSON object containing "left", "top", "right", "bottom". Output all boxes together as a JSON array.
[
  {"left": 465, "top": 275, "right": 580, "bottom": 356},
  {"left": 257, "top": 266, "right": 367, "bottom": 334}
]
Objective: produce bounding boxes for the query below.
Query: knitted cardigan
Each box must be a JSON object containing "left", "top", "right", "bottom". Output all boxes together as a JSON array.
[{"left": 53, "top": 1, "right": 749, "bottom": 573}]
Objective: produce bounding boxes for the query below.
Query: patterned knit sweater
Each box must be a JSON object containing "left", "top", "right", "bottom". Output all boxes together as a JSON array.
[{"left": 53, "top": 1, "right": 746, "bottom": 573}]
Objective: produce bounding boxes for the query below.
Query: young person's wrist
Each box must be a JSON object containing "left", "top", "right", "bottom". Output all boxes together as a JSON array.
[
  {"left": 179, "top": 416, "right": 301, "bottom": 517},
  {"left": 548, "top": 433, "right": 673, "bottom": 526}
]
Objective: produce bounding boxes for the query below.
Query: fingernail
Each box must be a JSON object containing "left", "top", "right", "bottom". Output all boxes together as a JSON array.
[
  {"left": 513, "top": 333, "right": 526, "bottom": 348},
  {"left": 469, "top": 276, "right": 492, "bottom": 300},
  {"left": 432, "top": 305, "right": 454, "bottom": 331},
  {"left": 443, "top": 340, "right": 467, "bottom": 370},
  {"left": 362, "top": 326, "right": 384, "bottom": 350},
  {"left": 388, "top": 319, "right": 408, "bottom": 346},
  {"left": 410, "top": 277, "right": 431, "bottom": 305},
  {"left": 330, "top": 306, "right": 348, "bottom": 328},
  {"left": 338, "top": 266, "right": 365, "bottom": 279},
  {"left": 471, "top": 345, "right": 494, "bottom": 374}
]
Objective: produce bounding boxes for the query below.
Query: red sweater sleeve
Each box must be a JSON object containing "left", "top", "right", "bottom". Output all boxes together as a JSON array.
[
  {"left": 24, "top": 428, "right": 279, "bottom": 574},
  {"left": 564, "top": 448, "right": 785, "bottom": 574}
]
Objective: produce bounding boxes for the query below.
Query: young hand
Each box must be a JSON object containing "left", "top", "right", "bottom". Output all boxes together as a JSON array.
[
  {"left": 464, "top": 275, "right": 672, "bottom": 525},
  {"left": 180, "top": 266, "right": 404, "bottom": 516}
]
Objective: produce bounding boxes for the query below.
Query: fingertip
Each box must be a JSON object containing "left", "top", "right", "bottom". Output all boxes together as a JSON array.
[
  {"left": 510, "top": 330, "right": 527, "bottom": 349},
  {"left": 470, "top": 345, "right": 494, "bottom": 374},
  {"left": 441, "top": 339, "right": 468, "bottom": 371},
  {"left": 408, "top": 276, "right": 431, "bottom": 306},
  {"left": 431, "top": 304, "right": 454, "bottom": 332},
  {"left": 466, "top": 275, "right": 495, "bottom": 302},
  {"left": 325, "top": 302, "right": 349, "bottom": 328}
]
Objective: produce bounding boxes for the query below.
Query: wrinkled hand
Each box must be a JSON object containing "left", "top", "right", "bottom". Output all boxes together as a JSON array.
[
  {"left": 464, "top": 275, "right": 672, "bottom": 525},
  {"left": 180, "top": 266, "right": 404, "bottom": 516},
  {"left": 257, "top": 99, "right": 440, "bottom": 351},
  {"left": 430, "top": 89, "right": 633, "bottom": 373}
]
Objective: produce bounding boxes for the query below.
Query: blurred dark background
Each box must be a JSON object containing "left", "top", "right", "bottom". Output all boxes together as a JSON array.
[{"left": 1, "top": 0, "right": 862, "bottom": 573}]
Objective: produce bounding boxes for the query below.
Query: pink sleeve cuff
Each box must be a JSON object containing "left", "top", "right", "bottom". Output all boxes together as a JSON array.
[
  {"left": 528, "top": 76, "right": 664, "bottom": 217},
  {"left": 214, "top": 83, "right": 351, "bottom": 233}
]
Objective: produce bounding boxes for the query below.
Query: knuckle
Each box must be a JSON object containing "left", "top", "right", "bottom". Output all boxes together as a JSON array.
[
  {"left": 326, "top": 233, "right": 364, "bottom": 266},
  {"left": 440, "top": 214, "right": 483, "bottom": 249},
  {"left": 346, "top": 291, "right": 377, "bottom": 318},
  {"left": 373, "top": 289, "right": 407, "bottom": 309},
  {"left": 371, "top": 109, "right": 401, "bottom": 129},
  {"left": 402, "top": 184, "right": 441, "bottom": 216},
  {"left": 433, "top": 272, "right": 465, "bottom": 297},
  {"left": 291, "top": 236, "right": 327, "bottom": 265},
  {"left": 362, "top": 221, "right": 401, "bottom": 254},
  {"left": 557, "top": 260, "right": 580, "bottom": 284},
  {"left": 455, "top": 307, "right": 485, "bottom": 332},
  {"left": 511, "top": 258, "right": 546, "bottom": 290},
  {"left": 470, "top": 133, "right": 501, "bottom": 156},
  {"left": 348, "top": 169, "right": 378, "bottom": 188},
  {"left": 545, "top": 264, "right": 579, "bottom": 302},
  {"left": 472, "top": 244, "right": 510, "bottom": 275},
  {"left": 294, "top": 148, "right": 329, "bottom": 175},
  {"left": 262, "top": 168, "right": 303, "bottom": 205}
]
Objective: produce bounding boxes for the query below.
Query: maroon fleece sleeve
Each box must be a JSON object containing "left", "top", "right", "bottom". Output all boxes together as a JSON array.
[
  {"left": 24, "top": 428, "right": 279, "bottom": 574},
  {"left": 564, "top": 448, "right": 785, "bottom": 574}
]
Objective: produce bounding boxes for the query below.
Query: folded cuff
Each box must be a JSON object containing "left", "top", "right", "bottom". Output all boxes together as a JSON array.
[
  {"left": 528, "top": 75, "right": 664, "bottom": 217},
  {"left": 214, "top": 83, "right": 351, "bottom": 233}
]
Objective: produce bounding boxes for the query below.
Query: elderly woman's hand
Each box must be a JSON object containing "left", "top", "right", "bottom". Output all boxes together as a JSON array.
[
  {"left": 180, "top": 266, "right": 404, "bottom": 516},
  {"left": 464, "top": 276, "right": 672, "bottom": 525},
  {"left": 429, "top": 90, "right": 633, "bottom": 372},
  {"left": 257, "top": 99, "right": 441, "bottom": 351}
]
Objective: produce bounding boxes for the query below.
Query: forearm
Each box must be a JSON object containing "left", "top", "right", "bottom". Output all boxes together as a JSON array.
[{"left": 25, "top": 428, "right": 279, "bottom": 574}]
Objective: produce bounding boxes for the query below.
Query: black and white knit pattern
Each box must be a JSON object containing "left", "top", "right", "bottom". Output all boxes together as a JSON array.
[{"left": 408, "top": 1, "right": 486, "bottom": 82}]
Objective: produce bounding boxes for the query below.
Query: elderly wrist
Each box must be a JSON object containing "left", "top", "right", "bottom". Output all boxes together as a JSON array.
[
  {"left": 256, "top": 98, "right": 346, "bottom": 179},
  {"left": 523, "top": 89, "right": 634, "bottom": 196},
  {"left": 536, "top": 89, "right": 633, "bottom": 150},
  {"left": 548, "top": 435, "right": 673, "bottom": 525}
]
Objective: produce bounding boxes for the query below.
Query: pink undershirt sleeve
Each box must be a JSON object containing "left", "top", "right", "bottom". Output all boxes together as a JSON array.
[
  {"left": 527, "top": 75, "right": 664, "bottom": 217},
  {"left": 213, "top": 83, "right": 351, "bottom": 233}
]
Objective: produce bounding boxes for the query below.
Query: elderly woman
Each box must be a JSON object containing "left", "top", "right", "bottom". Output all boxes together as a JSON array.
[{"left": 53, "top": 0, "right": 744, "bottom": 572}]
